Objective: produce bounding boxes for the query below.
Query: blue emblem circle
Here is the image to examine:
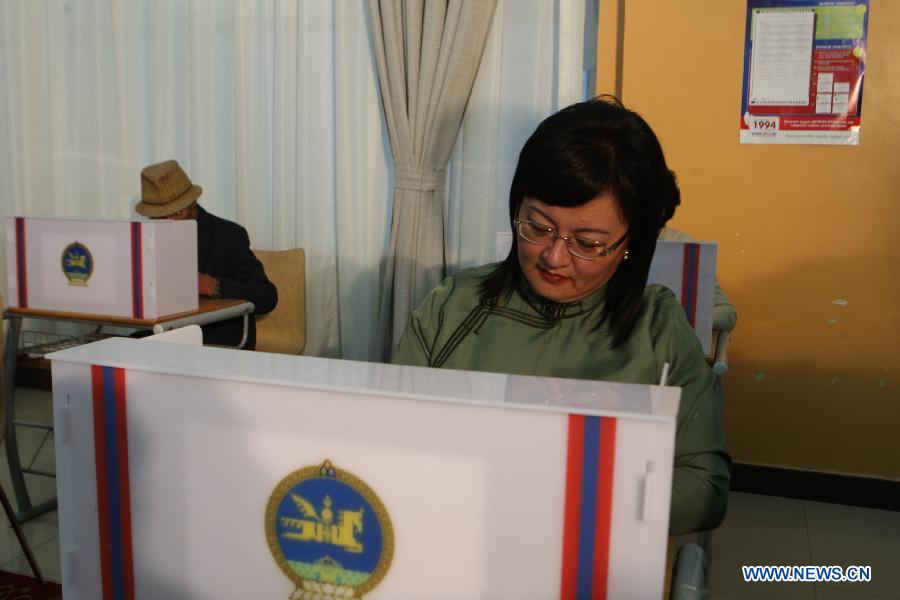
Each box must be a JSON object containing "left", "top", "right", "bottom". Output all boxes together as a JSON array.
[
  {"left": 266, "top": 462, "right": 393, "bottom": 595},
  {"left": 61, "top": 241, "right": 93, "bottom": 285}
]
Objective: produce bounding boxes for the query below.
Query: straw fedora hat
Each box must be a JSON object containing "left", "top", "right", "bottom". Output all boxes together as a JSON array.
[{"left": 135, "top": 160, "right": 203, "bottom": 217}]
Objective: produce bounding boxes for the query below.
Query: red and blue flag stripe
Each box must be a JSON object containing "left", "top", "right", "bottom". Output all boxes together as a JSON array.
[
  {"left": 681, "top": 243, "right": 700, "bottom": 328},
  {"left": 560, "top": 415, "right": 617, "bottom": 600},
  {"left": 91, "top": 365, "right": 135, "bottom": 600},
  {"left": 130, "top": 222, "right": 143, "bottom": 319},
  {"left": 15, "top": 217, "right": 28, "bottom": 308}
]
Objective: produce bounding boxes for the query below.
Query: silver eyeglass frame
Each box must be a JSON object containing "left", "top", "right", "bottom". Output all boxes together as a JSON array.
[{"left": 513, "top": 219, "right": 628, "bottom": 260}]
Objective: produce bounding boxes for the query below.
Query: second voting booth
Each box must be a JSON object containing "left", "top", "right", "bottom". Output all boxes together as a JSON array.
[
  {"left": 50, "top": 337, "right": 679, "bottom": 599},
  {"left": 5, "top": 217, "right": 197, "bottom": 319}
]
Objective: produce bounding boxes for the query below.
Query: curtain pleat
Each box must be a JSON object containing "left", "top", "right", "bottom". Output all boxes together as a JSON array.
[{"left": 369, "top": 0, "right": 498, "bottom": 359}]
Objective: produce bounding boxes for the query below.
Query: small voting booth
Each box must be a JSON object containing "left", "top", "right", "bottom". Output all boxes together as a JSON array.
[
  {"left": 5, "top": 217, "right": 197, "bottom": 319},
  {"left": 50, "top": 338, "right": 678, "bottom": 599},
  {"left": 647, "top": 240, "right": 717, "bottom": 354}
]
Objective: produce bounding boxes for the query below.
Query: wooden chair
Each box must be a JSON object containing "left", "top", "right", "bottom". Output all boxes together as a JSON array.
[
  {"left": 0, "top": 295, "right": 45, "bottom": 584},
  {"left": 252, "top": 248, "right": 307, "bottom": 355}
]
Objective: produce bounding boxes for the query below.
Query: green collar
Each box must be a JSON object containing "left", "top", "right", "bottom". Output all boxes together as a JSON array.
[{"left": 514, "top": 275, "right": 607, "bottom": 322}]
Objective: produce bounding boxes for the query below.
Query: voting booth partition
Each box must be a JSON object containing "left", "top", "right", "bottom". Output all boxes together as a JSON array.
[
  {"left": 647, "top": 241, "right": 717, "bottom": 355},
  {"left": 5, "top": 217, "right": 198, "bottom": 320},
  {"left": 50, "top": 337, "right": 679, "bottom": 599}
]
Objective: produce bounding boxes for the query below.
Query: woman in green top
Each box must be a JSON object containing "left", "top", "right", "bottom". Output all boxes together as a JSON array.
[{"left": 393, "top": 97, "right": 729, "bottom": 535}]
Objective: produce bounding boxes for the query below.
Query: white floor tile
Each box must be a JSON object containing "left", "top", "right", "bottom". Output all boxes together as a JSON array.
[
  {"left": 0, "top": 386, "right": 60, "bottom": 583},
  {"left": 806, "top": 500, "right": 900, "bottom": 599},
  {"left": 707, "top": 492, "right": 816, "bottom": 599},
  {"left": 816, "top": 586, "right": 900, "bottom": 599},
  {"left": 0, "top": 535, "right": 61, "bottom": 584},
  {"left": 1, "top": 388, "right": 56, "bottom": 515},
  {"left": 0, "top": 510, "right": 59, "bottom": 564}
]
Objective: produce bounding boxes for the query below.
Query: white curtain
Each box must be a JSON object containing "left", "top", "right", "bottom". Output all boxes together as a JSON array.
[
  {"left": 446, "top": 0, "right": 588, "bottom": 271},
  {"left": 0, "top": 1, "right": 391, "bottom": 359},
  {"left": 369, "top": 0, "right": 498, "bottom": 358},
  {"left": 0, "top": 0, "right": 589, "bottom": 361}
]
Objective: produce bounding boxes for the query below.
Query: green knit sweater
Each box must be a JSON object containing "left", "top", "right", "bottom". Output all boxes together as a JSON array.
[{"left": 392, "top": 264, "right": 730, "bottom": 535}]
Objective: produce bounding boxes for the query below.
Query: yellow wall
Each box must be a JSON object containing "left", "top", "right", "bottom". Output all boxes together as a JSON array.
[{"left": 599, "top": 1, "right": 899, "bottom": 478}]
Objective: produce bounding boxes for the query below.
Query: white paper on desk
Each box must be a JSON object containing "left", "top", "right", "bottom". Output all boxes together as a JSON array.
[{"left": 749, "top": 9, "right": 815, "bottom": 106}]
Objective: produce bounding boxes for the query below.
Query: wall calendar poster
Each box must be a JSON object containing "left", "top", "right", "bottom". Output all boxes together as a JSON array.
[{"left": 740, "top": 1, "right": 870, "bottom": 145}]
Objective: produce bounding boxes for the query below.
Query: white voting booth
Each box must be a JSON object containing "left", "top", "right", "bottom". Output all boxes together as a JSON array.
[
  {"left": 50, "top": 337, "right": 679, "bottom": 599},
  {"left": 647, "top": 240, "right": 717, "bottom": 355},
  {"left": 5, "top": 217, "right": 197, "bottom": 319}
]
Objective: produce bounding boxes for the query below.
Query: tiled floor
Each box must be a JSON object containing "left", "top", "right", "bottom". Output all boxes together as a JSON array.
[
  {"left": 1, "top": 387, "right": 898, "bottom": 598},
  {"left": 706, "top": 492, "right": 900, "bottom": 599},
  {"left": 0, "top": 387, "right": 60, "bottom": 582}
]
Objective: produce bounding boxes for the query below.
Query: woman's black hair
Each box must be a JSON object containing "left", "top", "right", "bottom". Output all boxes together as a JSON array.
[{"left": 478, "top": 96, "right": 681, "bottom": 347}]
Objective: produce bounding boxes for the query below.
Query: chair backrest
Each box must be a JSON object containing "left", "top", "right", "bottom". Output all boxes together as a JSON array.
[{"left": 251, "top": 248, "right": 306, "bottom": 355}]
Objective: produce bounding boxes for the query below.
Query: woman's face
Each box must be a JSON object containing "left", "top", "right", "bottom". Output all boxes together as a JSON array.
[{"left": 516, "top": 194, "right": 628, "bottom": 303}]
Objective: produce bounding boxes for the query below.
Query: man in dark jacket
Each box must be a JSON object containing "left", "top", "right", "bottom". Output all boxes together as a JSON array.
[{"left": 135, "top": 159, "right": 278, "bottom": 349}]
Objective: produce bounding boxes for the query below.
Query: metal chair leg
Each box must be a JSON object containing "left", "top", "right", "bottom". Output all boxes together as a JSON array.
[{"left": 670, "top": 542, "right": 708, "bottom": 599}]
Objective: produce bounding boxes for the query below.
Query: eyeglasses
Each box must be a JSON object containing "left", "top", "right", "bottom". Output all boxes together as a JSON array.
[{"left": 514, "top": 219, "right": 627, "bottom": 260}]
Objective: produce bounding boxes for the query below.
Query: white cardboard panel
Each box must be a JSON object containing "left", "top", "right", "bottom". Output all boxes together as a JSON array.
[
  {"left": 146, "top": 220, "right": 198, "bottom": 317},
  {"left": 144, "top": 324, "right": 203, "bottom": 345},
  {"left": 51, "top": 340, "right": 678, "bottom": 600}
]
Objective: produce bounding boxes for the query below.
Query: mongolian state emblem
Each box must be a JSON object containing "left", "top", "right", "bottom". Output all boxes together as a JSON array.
[
  {"left": 61, "top": 241, "right": 93, "bottom": 286},
  {"left": 266, "top": 460, "right": 394, "bottom": 599}
]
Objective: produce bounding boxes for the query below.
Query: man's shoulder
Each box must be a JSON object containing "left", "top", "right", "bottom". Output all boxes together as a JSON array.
[{"left": 200, "top": 207, "right": 248, "bottom": 238}]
